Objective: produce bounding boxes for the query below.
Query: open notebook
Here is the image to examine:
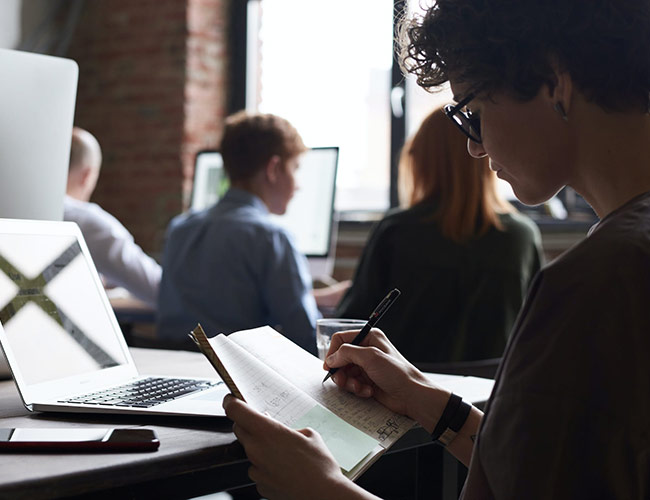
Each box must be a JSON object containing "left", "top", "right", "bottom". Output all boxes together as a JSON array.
[
  {"left": 190, "top": 324, "right": 415, "bottom": 480},
  {"left": 0, "top": 218, "right": 228, "bottom": 417}
]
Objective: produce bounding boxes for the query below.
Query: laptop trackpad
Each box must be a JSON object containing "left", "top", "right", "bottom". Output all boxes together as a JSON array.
[{"left": 158, "top": 386, "right": 229, "bottom": 416}]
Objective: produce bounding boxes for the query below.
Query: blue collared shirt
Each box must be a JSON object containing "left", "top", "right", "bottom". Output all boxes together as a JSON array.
[{"left": 157, "top": 188, "right": 318, "bottom": 355}]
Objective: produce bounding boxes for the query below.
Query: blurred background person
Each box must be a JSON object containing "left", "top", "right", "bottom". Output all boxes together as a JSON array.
[
  {"left": 157, "top": 112, "right": 319, "bottom": 354},
  {"left": 336, "top": 106, "right": 543, "bottom": 364},
  {"left": 64, "top": 126, "right": 162, "bottom": 307}
]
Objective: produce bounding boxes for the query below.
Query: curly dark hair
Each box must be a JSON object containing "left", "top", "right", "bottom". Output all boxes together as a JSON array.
[
  {"left": 400, "top": 0, "right": 650, "bottom": 112},
  {"left": 220, "top": 111, "right": 306, "bottom": 181}
]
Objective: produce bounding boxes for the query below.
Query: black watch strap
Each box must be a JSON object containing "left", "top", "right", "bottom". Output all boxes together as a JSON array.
[
  {"left": 436, "top": 400, "right": 471, "bottom": 447},
  {"left": 431, "top": 393, "right": 472, "bottom": 447}
]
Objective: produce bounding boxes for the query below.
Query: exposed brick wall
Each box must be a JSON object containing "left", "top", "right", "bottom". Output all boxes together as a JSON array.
[
  {"left": 185, "top": 0, "right": 228, "bottom": 204},
  {"left": 66, "top": 0, "right": 228, "bottom": 257}
]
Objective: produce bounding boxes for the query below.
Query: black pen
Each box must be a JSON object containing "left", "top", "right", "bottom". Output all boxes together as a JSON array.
[{"left": 322, "top": 288, "right": 401, "bottom": 383}]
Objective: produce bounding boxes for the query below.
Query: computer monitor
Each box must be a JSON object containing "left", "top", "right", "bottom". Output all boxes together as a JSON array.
[
  {"left": 190, "top": 150, "right": 228, "bottom": 212},
  {"left": 190, "top": 147, "right": 340, "bottom": 279},
  {"left": 0, "top": 49, "right": 78, "bottom": 221}
]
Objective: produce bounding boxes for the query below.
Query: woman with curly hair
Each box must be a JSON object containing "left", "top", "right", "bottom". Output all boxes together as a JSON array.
[
  {"left": 336, "top": 105, "right": 542, "bottom": 364},
  {"left": 224, "top": 1, "right": 650, "bottom": 497}
]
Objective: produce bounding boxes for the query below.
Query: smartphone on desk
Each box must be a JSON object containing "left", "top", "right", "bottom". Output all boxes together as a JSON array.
[{"left": 0, "top": 428, "right": 159, "bottom": 452}]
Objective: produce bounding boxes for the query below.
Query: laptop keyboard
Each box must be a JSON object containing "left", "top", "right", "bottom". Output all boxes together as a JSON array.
[{"left": 59, "top": 377, "right": 219, "bottom": 408}]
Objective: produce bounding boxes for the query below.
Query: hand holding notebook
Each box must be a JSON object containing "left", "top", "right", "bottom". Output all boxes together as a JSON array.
[{"left": 189, "top": 324, "right": 414, "bottom": 480}]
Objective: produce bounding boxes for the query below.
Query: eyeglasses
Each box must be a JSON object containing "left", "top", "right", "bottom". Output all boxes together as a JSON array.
[{"left": 444, "top": 92, "right": 482, "bottom": 144}]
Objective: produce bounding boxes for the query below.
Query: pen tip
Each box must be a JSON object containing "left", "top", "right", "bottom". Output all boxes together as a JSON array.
[{"left": 322, "top": 372, "right": 332, "bottom": 384}]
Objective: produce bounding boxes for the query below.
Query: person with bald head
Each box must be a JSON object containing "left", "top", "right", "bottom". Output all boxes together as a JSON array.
[
  {"left": 64, "top": 127, "right": 161, "bottom": 307},
  {"left": 66, "top": 127, "right": 102, "bottom": 202}
]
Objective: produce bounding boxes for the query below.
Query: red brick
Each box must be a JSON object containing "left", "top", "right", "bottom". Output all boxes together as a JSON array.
[{"left": 67, "top": 0, "right": 228, "bottom": 254}]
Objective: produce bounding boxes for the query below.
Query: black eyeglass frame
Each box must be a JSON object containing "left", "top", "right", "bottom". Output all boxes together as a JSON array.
[{"left": 444, "top": 92, "right": 482, "bottom": 144}]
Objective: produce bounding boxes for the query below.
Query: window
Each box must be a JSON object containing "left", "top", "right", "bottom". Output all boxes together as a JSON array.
[
  {"left": 247, "top": 0, "right": 394, "bottom": 211},
  {"left": 243, "top": 1, "right": 592, "bottom": 222}
]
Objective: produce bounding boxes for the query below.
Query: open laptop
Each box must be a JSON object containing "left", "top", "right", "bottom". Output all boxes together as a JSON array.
[
  {"left": 191, "top": 147, "right": 340, "bottom": 279},
  {"left": 0, "top": 218, "right": 228, "bottom": 417}
]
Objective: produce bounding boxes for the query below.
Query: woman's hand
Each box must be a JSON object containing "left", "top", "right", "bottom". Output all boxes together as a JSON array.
[
  {"left": 323, "top": 328, "right": 448, "bottom": 427},
  {"left": 323, "top": 328, "right": 483, "bottom": 466},
  {"left": 223, "top": 395, "right": 377, "bottom": 500}
]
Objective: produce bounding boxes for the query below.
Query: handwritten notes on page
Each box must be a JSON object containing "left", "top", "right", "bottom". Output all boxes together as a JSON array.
[
  {"left": 211, "top": 333, "right": 312, "bottom": 426},
  {"left": 209, "top": 333, "right": 378, "bottom": 471},
  {"left": 227, "top": 326, "right": 414, "bottom": 448}
]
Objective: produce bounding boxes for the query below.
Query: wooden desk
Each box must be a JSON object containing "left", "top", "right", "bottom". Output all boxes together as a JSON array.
[
  {"left": 0, "top": 348, "right": 494, "bottom": 500},
  {"left": 108, "top": 293, "right": 163, "bottom": 349},
  {"left": 0, "top": 348, "right": 248, "bottom": 500},
  {"left": 108, "top": 291, "right": 156, "bottom": 330},
  {"left": 108, "top": 294, "right": 155, "bottom": 325}
]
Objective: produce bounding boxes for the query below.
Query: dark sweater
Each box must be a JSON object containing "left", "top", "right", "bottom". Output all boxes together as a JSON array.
[{"left": 336, "top": 201, "right": 542, "bottom": 363}]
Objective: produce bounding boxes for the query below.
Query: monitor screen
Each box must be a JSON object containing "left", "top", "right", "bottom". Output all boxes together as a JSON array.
[
  {"left": 190, "top": 147, "right": 339, "bottom": 259},
  {"left": 190, "top": 151, "right": 228, "bottom": 212},
  {"left": 0, "top": 49, "right": 78, "bottom": 221}
]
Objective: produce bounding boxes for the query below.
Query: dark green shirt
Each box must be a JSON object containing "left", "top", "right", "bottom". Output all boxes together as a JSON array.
[{"left": 336, "top": 202, "right": 542, "bottom": 363}]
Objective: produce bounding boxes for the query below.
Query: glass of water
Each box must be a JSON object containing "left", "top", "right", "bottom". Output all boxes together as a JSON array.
[{"left": 316, "top": 318, "right": 366, "bottom": 360}]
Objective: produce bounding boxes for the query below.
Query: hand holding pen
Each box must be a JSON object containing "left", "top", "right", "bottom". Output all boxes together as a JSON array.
[{"left": 322, "top": 288, "right": 400, "bottom": 383}]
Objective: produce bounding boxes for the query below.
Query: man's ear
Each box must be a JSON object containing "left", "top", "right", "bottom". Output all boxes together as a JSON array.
[
  {"left": 80, "top": 165, "right": 96, "bottom": 188},
  {"left": 265, "top": 155, "right": 282, "bottom": 183}
]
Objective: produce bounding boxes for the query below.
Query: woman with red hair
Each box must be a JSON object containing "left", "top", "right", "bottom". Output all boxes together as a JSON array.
[{"left": 336, "top": 105, "right": 541, "bottom": 364}]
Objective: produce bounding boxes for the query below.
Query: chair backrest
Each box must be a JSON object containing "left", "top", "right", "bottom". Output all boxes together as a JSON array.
[{"left": 414, "top": 357, "right": 501, "bottom": 379}]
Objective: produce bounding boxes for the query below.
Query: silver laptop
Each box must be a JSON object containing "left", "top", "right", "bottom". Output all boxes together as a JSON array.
[{"left": 0, "top": 218, "right": 228, "bottom": 417}]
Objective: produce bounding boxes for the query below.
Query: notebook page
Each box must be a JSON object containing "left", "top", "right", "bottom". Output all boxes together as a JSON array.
[
  {"left": 210, "top": 334, "right": 378, "bottom": 472},
  {"left": 210, "top": 334, "right": 312, "bottom": 423},
  {"left": 228, "top": 326, "right": 414, "bottom": 447}
]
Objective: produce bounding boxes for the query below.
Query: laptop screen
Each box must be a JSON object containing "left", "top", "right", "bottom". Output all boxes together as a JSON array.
[
  {"left": 190, "top": 151, "right": 227, "bottom": 212},
  {"left": 0, "top": 227, "right": 129, "bottom": 386},
  {"left": 269, "top": 147, "right": 339, "bottom": 258}
]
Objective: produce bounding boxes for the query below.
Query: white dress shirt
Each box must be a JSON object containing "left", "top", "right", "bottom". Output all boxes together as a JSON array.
[{"left": 63, "top": 195, "right": 161, "bottom": 307}]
